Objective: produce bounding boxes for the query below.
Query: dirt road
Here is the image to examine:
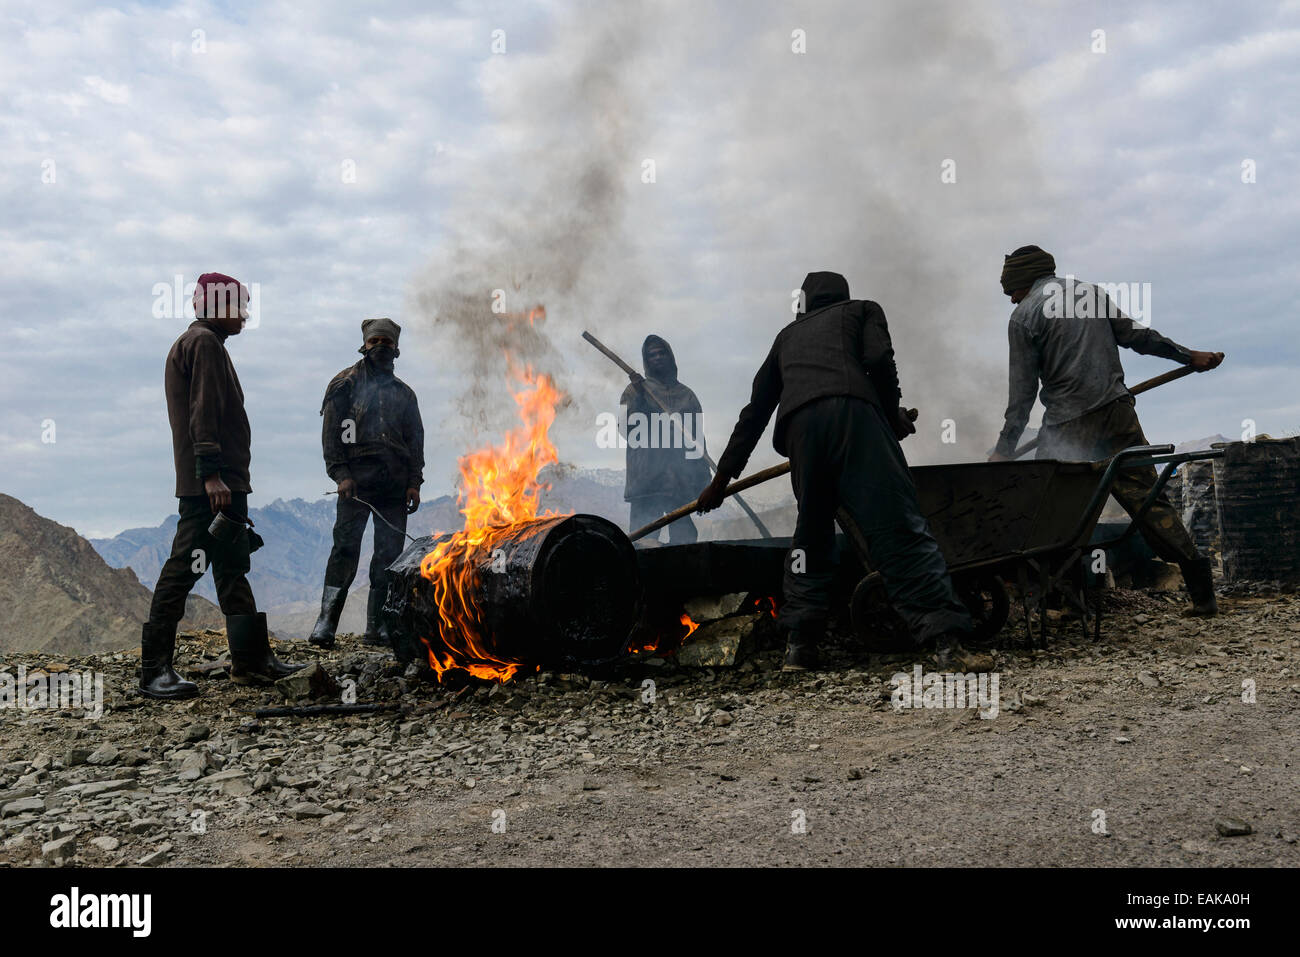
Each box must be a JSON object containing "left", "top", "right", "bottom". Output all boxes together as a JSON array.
[{"left": 2, "top": 590, "right": 1297, "bottom": 867}]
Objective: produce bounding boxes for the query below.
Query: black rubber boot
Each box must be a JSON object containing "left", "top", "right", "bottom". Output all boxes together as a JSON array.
[
  {"left": 1180, "top": 556, "right": 1219, "bottom": 617},
  {"left": 138, "top": 622, "right": 199, "bottom": 700},
  {"left": 227, "top": 613, "right": 304, "bottom": 685},
  {"left": 362, "top": 587, "right": 390, "bottom": 648},
  {"left": 308, "top": 585, "right": 346, "bottom": 648},
  {"left": 782, "top": 626, "right": 823, "bottom": 672}
]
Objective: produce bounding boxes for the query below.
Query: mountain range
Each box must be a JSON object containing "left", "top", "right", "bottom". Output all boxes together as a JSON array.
[
  {"left": 0, "top": 494, "right": 222, "bottom": 654},
  {"left": 87, "top": 464, "right": 763, "bottom": 638}
]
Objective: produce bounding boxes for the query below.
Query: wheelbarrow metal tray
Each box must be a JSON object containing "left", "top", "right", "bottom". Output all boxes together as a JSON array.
[{"left": 911, "top": 460, "right": 1105, "bottom": 571}]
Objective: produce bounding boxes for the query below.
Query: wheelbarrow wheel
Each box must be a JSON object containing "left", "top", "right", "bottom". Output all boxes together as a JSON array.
[
  {"left": 849, "top": 573, "right": 914, "bottom": 651},
  {"left": 954, "top": 572, "right": 1010, "bottom": 644}
]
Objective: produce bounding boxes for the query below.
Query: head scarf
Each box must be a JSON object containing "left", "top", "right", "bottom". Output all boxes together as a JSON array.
[
  {"left": 358, "top": 317, "right": 402, "bottom": 354},
  {"left": 1000, "top": 246, "right": 1056, "bottom": 295}
]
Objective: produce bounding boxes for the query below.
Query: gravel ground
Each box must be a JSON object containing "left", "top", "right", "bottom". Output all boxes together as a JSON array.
[{"left": 2, "top": 586, "right": 1298, "bottom": 868}]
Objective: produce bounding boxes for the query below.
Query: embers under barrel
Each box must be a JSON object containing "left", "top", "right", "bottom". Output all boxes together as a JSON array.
[{"left": 386, "top": 513, "right": 640, "bottom": 674}]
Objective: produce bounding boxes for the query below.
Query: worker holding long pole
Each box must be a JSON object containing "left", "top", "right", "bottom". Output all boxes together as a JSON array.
[
  {"left": 695, "top": 271, "right": 982, "bottom": 673},
  {"left": 990, "top": 245, "right": 1225, "bottom": 616},
  {"left": 584, "top": 331, "right": 772, "bottom": 542},
  {"left": 616, "top": 335, "right": 713, "bottom": 545}
]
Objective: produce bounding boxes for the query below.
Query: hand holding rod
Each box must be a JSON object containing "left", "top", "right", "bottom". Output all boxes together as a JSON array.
[{"left": 325, "top": 491, "right": 418, "bottom": 543}]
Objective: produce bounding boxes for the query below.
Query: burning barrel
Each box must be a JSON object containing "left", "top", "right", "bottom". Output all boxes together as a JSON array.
[
  {"left": 1211, "top": 437, "right": 1300, "bottom": 583},
  {"left": 386, "top": 513, "right": 640, "bottom": 678}
]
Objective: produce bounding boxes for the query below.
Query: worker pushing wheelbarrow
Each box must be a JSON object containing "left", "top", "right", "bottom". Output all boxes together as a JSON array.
[{"left": 624, "top": 258, "right": 1224, "bottom": 671}]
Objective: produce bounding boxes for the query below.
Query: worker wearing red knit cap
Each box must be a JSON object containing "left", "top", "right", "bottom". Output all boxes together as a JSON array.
[{"left": 140, "top": 272, "right": 302, "bottom": 700}]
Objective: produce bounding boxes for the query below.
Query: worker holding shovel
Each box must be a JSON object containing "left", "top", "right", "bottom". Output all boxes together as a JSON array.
[
  {"left": 696, "top": 272, "right": 981, "bottom": 672},
  {"left": 990, "top": 245, "right": 1225, "bottom": 616},
  {"left": 310, "top": 318, "right": 425, "bottom": 649}
]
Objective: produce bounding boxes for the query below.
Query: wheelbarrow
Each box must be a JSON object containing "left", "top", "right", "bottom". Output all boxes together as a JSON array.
[
  {"left": 632, "top": 443, "right": 1224, "bottom": 649},
  {"left": 847, "top": 444, "right": 1225, "bottom": 647}
]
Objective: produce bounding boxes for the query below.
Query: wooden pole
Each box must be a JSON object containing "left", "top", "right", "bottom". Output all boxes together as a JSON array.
[
  {"left": 629, "top": 463, "right": 791, "bottom": 542},
  {"left": 583, "top": 330, "right": 773, "bottom": 539},
  {"left": 1012, "top": 365, "right": 1199, "bottom": 459}
]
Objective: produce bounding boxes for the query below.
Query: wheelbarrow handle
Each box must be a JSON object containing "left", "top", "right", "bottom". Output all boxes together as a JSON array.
[{"left": 1065, "top": 444, "right": 1174, "bottom": 550}]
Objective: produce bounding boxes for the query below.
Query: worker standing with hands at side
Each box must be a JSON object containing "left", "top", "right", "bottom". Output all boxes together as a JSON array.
[{"left": 310, "top": 317, "right": 424, "bottom": 649}]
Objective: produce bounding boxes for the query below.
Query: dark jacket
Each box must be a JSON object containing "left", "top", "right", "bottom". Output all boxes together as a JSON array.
[
  {"left": 321, "top": 358, "right": 425, "bottom": 489},
  {"left": 619, "top": 336, "right": 713, "bottom": 501},
  {"left": 715, "top": 272, "right": 903, "bottom": 479},
  {"left": 164, "top": 320, "right": 252, "bottom": 498}
]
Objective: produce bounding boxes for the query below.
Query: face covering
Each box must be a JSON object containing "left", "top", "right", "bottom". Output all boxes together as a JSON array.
[{"left": 365, "top": 344, "right": 398, "bottom": 373}]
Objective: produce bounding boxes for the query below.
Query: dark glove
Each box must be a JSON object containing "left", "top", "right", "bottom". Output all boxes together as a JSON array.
[{"left": 892, "top": 406, "right": 918, "bottom": 441}]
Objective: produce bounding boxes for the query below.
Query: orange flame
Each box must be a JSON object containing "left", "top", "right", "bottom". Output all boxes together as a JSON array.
[
  {"left": 680, "top": 612, "right": 700, "bottom": 638},
  {"left": 502, "top": 304, "right": 547, "bottom": 327},
  {"left": 418, "top": 365, "right": 565, "bottom": 682}
]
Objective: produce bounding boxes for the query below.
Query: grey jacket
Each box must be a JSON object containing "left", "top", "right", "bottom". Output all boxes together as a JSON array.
[
  {"left": 619, "top": 335, "right": 713, "bottom": 501},
  {"left": 994, "top": 274, "right": 1193, "bottom": 457}
]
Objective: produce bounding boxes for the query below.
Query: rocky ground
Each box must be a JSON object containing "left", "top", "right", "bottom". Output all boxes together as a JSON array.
[{"left": 2, "top": 584, "right": 1298, "bottom": 868}]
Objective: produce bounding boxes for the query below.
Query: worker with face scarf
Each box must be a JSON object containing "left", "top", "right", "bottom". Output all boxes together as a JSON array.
[
  {"left": 310, "top": 317, "right": 425, "bottom": 648},
  {"left": 140, "top": 272, "right": 303, "bottom": 699},
  {"left": 620, "top": 335, "right": 714, "bottom": 544}
]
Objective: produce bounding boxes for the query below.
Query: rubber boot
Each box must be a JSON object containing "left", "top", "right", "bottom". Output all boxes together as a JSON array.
[
  {"left": 227, "top": 613, "right": 304, "bottom": 685},
  {"left": 362, "top": 586, "right": 390, "bottom": 648},
  {"left": 138, "top": 622, "right": 199, "bottom": 700},
  {"left": 782, "top": 625, "right": 823, "bottom": 672},
  {"left": 1180, "top": 556, "right": 1219, "bottom": 617},
  {"left": 308, "top": 585, "right": 347, "bottom": 649}
]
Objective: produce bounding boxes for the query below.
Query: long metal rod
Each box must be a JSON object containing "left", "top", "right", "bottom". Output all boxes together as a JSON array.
[
  {"left": 325, "top": 491, "right": 418, "bottom": 543},
  {"left": 1012, "top": 365, "right": 1199, "bottom": 459},
  {"left": 583, "top": 330, "right": 772, "bottom": 539}
]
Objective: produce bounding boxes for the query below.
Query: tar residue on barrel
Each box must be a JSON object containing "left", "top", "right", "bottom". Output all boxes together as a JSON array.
[
  {"left": 384, "top": 513, "right": 640, "bottom": 674},
  {"left": 1211, "top": 437, "right": 1300, "bottom": 583}
]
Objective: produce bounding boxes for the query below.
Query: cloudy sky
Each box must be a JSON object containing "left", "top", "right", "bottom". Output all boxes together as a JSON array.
[{"left": 3, "top": 0, "right": 1297, "bottom": 538}]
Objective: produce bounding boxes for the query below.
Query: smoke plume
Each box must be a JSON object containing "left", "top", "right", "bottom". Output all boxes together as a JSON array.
[{"left": 410, "top": 0, "right": 1043, "bottom": 485}]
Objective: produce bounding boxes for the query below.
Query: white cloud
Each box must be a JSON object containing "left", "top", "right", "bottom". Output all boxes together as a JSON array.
[
  {"left": 1, "top": 0, "right": 1296, "bottom": 537},
  {"left": 83, "top": 74, "right": 130, "bottom": 104}
]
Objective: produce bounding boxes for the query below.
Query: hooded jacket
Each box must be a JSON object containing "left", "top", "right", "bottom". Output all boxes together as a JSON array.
[
  {"left": 164, "top": 319, "right": 252, "bottom": 497},
  {"left": 714, "top": 272, "right": 903, "bottom": 479},
  {"left": 619, "top": 335, "right": 713, "bottom": 501},
  {"left": 321, "top": 356, "right": 425, "bottom": 489}
]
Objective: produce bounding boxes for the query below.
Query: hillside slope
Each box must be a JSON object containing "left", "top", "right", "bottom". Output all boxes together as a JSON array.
[{"left": 0, "top": 494, "right": 221, "bottom": 654}]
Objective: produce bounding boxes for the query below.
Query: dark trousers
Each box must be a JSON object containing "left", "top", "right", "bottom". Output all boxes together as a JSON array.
[
  {"left": 782, "top": 396, "right": 972, "bottom": 644},
  {"left": 1037, "top": 395, "right": 1199, "bottom": 564},
  {"left": 323, "top": 488, "right": 409, "bottom": 597},
  {"left": 629, "top": 493, "right": 699, "bottom": 544},
  {"left": 148, "top": 493, "right": 256, "bottom": 627}
]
